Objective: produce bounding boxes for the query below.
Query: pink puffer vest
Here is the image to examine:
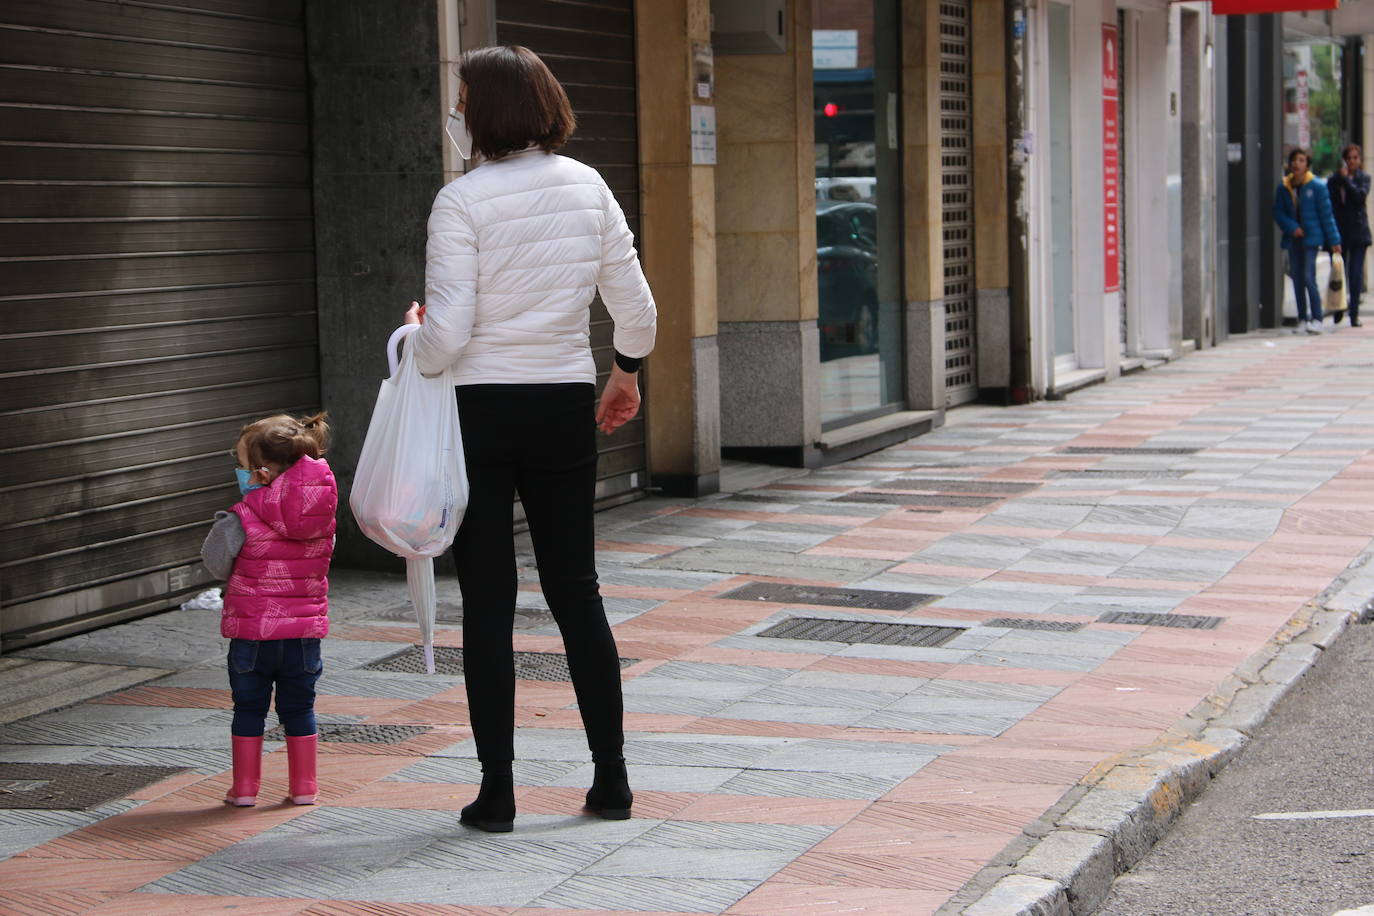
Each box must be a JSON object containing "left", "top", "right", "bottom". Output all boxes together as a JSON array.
[{"left": 222, "top": 455, "right": 337, "bottom": 640}]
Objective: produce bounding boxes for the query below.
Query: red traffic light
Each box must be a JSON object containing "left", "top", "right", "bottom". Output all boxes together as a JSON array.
[{"left": 823, "top": 102, "right": 839, "bottom": 117}]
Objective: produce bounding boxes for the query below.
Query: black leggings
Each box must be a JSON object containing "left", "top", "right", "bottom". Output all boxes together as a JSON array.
[{"left": 452, "top": 383, "right": 624, "bottom": 765}]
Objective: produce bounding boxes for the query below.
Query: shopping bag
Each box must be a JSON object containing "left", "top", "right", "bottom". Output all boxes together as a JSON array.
[
  {"left": 1327, "top": 251, "right": 1348, "bottom": 318},
  {"left": 349, "top": 324, "right": 468, "bottom": 673}
]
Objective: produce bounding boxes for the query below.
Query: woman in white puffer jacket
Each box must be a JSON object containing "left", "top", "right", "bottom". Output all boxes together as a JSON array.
[{"left": 403, "top": 46, "right": 656, "bottom": 833}]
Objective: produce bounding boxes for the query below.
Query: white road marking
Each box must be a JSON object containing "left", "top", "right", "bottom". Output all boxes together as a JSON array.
[{"left": 1253, "top": 809, "right": 1374, "bottom": 821}]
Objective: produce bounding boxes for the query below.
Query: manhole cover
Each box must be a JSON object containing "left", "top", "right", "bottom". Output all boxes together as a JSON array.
[
  {"left": 367, "top": 603, "right": 554, "bottom": 629},
  {"left": 0, "top": 763, "right": 185, "bottom": 810},
  {"left": 872, "top": 478, "right": 1039, "bottom": 494},
  {"left": 362, "top": 646, "right": 639, "bottom": 681},
  {"left": 1097, "top": 611, "right": 1223, "bottom": 629},
  {"left": 1052, "top": 469, "right": 1186, "bottom": 479},
  {"left": 982, "top": 618, "right": 1085, "bottom": 632},
  {"left": 263, "top": 724, "right": 431, "bottom": 744},
  {"left": 1061, "top": 447, "right": 1200, "bottom": 455},
  {"left": 832, "top": 492, "right": 1001, "bottom": 507},
  {"left": 757, "top": 617, "right": 963, "bottom": 647},
  {"left": 718, "top": 582, "right": 936, "bottom": 611}
]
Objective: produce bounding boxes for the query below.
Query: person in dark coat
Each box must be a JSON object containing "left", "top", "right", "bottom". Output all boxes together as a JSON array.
[
  {"left": 1329, "top": 143, "right": 1371, "bottom": 327},
  {"left": 1274, "top": 147, "right": 1342, "bottom": 334}
]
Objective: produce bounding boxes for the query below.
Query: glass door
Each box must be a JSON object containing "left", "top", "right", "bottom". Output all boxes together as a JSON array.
[{"left": 813, "top": 0, "right": 903, "bottom": 426}]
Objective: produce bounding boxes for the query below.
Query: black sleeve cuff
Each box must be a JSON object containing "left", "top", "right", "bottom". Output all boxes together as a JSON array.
[{"left": 614, "top": 350, "right": 642, "bottom": 373}]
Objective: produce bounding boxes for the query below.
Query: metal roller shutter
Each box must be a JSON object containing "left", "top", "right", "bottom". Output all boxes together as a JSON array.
[
  {"left": 494, "top": 0, "right": 647, "bottom": 504},
  {"left": 0, "top": 0, "right": 317, "bottom": 648},
  {"left": 939, "top": 0, "right": 976, "bottom": 407}
]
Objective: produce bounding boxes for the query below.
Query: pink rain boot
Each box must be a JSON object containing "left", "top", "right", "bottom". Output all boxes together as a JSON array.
[
  {"left": 285, "top": 734, "right": 319, "bottom": 805},
  {"left": 224, "top": 735, "right": 263, "bottom": 807}
]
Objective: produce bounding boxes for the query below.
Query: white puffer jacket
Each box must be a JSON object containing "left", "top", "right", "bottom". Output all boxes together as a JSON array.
[{"left": 411, "top": 149, "right": 657, "bottom": 384}]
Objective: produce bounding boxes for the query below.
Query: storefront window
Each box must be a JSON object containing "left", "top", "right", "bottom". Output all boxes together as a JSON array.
[
  {"left": 1282, "top": 39, "right": 1343, "bottom": 174},
  {"left": 813, "top": 0, "right": 903, "bottom": 427}
]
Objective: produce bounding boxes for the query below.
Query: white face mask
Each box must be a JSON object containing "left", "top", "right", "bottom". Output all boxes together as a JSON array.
[{"left": 445, "top": 109, "right": 473, "bottom": 160}]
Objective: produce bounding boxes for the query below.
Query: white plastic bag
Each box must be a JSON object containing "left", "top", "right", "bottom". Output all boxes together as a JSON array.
[{"left": 349, "top": 324, "right": 468, "bottom": 673}]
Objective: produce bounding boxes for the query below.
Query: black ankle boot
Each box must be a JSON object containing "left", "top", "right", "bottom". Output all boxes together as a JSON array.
[
  {"left": 460, "top": 770, "right": 515, "bottom": 833},
  {"left": 584, "top": 758, "right": 633, "bottom": 820}
]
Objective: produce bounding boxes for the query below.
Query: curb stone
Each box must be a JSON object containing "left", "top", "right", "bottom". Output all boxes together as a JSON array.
[{"left": 942, "top": 559, "right": 1372, "bottom": 916}]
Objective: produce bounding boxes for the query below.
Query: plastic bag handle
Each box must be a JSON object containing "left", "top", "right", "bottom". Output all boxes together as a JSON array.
[{"left": 387, "top": 324, "right": 421, "bottom": 377}]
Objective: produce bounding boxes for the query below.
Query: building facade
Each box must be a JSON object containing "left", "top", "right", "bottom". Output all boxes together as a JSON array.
[{"left": 2, "top": 0, "right": 1364, "bottom": 648}]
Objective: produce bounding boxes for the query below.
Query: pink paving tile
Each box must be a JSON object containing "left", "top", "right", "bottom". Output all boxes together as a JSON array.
[
  {"left": 90, "top": 687, "right": 232, "bottom": 709},
  {"left": 802, "top": 655, "right": 955, "bottom": 680},
  {"left": 771, "top": 851, "right": 980, "bottom": 892},
  {"left": 84, "top": 894, "right": 312, "bottom": 915},
  {"left": 673, "top": 795, "right": 866, "bottom": 825},
  {"left": 328, "top": 780, "right": 468, "bottom": 810},
  {"left": 674, "top": 645, "right": 833, "bottom": 668},
  {"left": 881, "top": 776, "right": 1073, "bottom": 808},
  {"left": 936, "top": 664, "right": 1084, "bottom": 687},
  {"left": 0, "top": 890, "right": 116, "bottom": 915},
  {"left": 803, "top": 544, "right": 917, "bottom": 561},
  {"left": 0, "top": 858, "right": 187, "bottom": 892},
  {"left": 726, "top": 883, "right": 950, "bottom": 915},
  {"left": 917, "top": 754, "right": 1095, "bottom": 785},
  {"left": 995, "top": 720, "right": 1168, "bottom": 753},
  {"left": 313, "top": 904, "right": 513, "bottom": 916},
  {"left": 125, "top": 771, "right": 209, "bottom": 802},
  {"left": 852, "top": 800, "right": 1035, "bottom": 834},
  {"left": 889, "top": 561, "right": 1000, "bottom": 579}
]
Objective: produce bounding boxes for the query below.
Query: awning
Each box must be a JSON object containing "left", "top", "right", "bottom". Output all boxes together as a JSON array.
[{"left": 1212, "top": 0, "right": 1337, "bottom": 14}]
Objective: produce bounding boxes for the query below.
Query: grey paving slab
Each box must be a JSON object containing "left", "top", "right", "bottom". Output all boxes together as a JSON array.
[
  {"left": 0, "top": 744, "right": 103, "bottom": 764},
  {"left": 718, "top": 768, "right": 900, "bottom": 800},
  {"left": 629, "top": 820, "right": 832, "bottom": 853},
  {"left": 772, "top": 668, "right": 933, "bottom": 694},
  {"left": 550, "top": 763, "right": 741, "bottom": 794},
  {"left": 739, "top": 685, "right": 901, "bottom": 713},
  {"left": 0, "top": 658, "right": 169, "bottom": 725},
  {"left": 596, "top": 566, "right": 733, "bottom": 591},
  {"left": 917, "top": 679, "right": 1062, "bottom": 703},
  {"left": 882, "top": 694, "right": 1045, "bottom": 717},
  {"left": 855, "top": 709, "right": 1019, "bottom": 736},
  {"left": 396, "top": 836, "right": 620, "bottom": 873},
  {"left": 83, "top": 746, "right": 231, "bottom": 774},
  {"left": 530, "top": 874, "right": 756, "bottom": 913},
  {"left": 334, "top": 865, "right": 565, "bottom": 906},
  {"left": 2, "top": 721, "right": 226, "bottom": 749},
  {"left": 16, "top": 609, "right": 224, "bottom": 669},
  {"left": 582, "top": 845, "right": 795, "bottom": 880},
  {"left": 711, "top": 700, "right": 870, "bottom": 727},
  {"left": 383, "top": 757, "right": 582, "bottom": 786},
  {"left": 314, "top": 672, "right": 461, "bottom": 699},
  {"left": 622, "top": 734, "right": 790, "bottom": 769},
  {"left": 641, "top": 545, "right": 894, "bottom": 581},
  {"left": 623, "top": 677, "right": 761, "bottom": 703},
  {"left": 636, "top": 660, "right": 797, "bottom": 685},
  {"left": 965, "top": 650, "right": 1105, "bottom": 672},
  {"left": 28, "top": 704, "right": 222, "bottom": 726},
  {"left": 144, "top": 860, "right": 375, "bottom": 898},
  {"left": 620, "top": 693, "right": 734, "bottom": 716}
]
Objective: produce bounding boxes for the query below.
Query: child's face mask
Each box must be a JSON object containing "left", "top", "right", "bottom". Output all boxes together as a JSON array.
[{"left": 235, "top": 468, "right": 263, "bottom": 497}]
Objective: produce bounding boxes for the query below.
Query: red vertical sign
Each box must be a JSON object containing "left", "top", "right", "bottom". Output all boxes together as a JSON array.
[{"left": 1102, "top": 24, "right": 1120, "bottom": 294}]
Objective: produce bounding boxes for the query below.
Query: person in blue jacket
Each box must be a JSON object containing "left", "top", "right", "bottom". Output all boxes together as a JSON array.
[
  {"left": 1274, "top": 147, "right": 1342, "bottom": 334},
  {"left": 1328, "top": 143, "right": 1371, "bottom": 327}
]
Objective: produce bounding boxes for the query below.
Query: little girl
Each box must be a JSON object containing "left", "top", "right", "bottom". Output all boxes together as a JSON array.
[{"left": 201, "top": 412, "right": 336, "bottom": 807}]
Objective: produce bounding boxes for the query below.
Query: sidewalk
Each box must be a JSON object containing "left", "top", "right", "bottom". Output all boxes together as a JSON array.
[{"left": 4, "top": 329, "right": 1374, "bottom": 915}]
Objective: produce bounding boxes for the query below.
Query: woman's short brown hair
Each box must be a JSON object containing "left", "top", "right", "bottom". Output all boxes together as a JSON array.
[{"left": 459, "top": 45, "right": 575, "bottom": 160}]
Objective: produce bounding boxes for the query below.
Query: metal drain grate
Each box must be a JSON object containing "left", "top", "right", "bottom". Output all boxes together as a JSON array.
[
  {"left": 982, "top": 618, "right": 1085, "bottom": 632},
  {"left": 1052, "top": 469, "right": 1186, "bottom": 479},
  {"left": 1097, "top": 611, "right": 1223, "bottom": 629},
  {"left": 0, "top": 763, "right": 185, "bottom": 810},
  {"left": 717, "top": 582, "right": 936, "bottom": 611},
  {"left": 1061, "top": 447, "right": 1200, "bottom": 455},
  {"left": 872, "top": 478, "right": 1040, "bottom": 494},
  {"left": 757, "top": 617, "right": 964, "bottom": 647},
  {"left": 362, "top": 646, "right": 639, "bottom": 681},
  {"left": 264, "top": 724, "right": 431, "bottom": 744},
  {"left": 831, "top": 492, "right": 1001, "bottom": 507}
]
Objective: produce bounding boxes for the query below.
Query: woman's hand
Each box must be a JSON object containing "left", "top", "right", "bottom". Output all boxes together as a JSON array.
[
  {"left": 1294, "top": 227, "right": 1305, "bottom": 238},
  {"left": 1334, "top": 244, "right": 1343, "bottom": 255},
  {"left": 596, "top": 365, "right": 640, "bottom": 434},
  {"left": 404, "top": 301, "right": 426, "bottom": 325}
]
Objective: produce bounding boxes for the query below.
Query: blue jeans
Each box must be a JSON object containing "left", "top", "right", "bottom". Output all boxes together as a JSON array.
[
  {"left": 1347, "top": 244, "right": 1367, "bottom": 318},
  {"left": 227, "top": 638, "right": 323, "bottom": 737},
  {"left": 1288, "top": 243, "right": 1323, "bottom": 322}
]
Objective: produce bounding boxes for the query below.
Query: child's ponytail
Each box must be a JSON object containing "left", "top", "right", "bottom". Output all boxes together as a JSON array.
[{"left": 239, "top": 411, "right": 330, "bottom": 470}]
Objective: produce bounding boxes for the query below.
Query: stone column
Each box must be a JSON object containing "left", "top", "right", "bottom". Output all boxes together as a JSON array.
[
  {"left": 972, "top": 0, "right": 1011, "bottom": 398},
  {"left": 307, "top": 0, "right": 442, "bottom": 569},
  {"left": 636, "top": 0, "right": 721, "bottom": 497},
  {"left": 716, "top": 0, "right": 821, "bottom": 467},
  {"left": 903, "top": 0, "right": 947, "bottom": 411}
]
